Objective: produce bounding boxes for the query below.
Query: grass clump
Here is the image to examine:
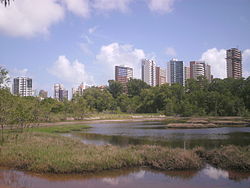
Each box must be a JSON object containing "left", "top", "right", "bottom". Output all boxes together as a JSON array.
[
  {"left": 0, "top": 133, "right": 202, "bottom": 174},
  {"left": 30, "top": 124, "right": 91, "bottom": 133},
  {"left": 194, "top": 146, "right": 250, "bottom": 171},
  {"left": 140, "top": 145, "right": 202, "bottom": 170}
]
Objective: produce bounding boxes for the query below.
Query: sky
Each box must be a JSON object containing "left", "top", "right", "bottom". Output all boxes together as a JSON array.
[{"left": 0, "top": 0, "right": 250, "bottom": 97}]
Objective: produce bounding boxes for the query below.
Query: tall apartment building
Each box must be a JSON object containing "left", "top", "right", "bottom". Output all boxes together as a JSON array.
[
  {"left": 167, "top": 59, "right": 184, "bottom": 86},
  {"left": 54, "top": 84, "right": 68, "bottom": 101},
  {"left": 184, "top": 66, "right": 190, "bottom": 82},
  {"left": 115, "top": 65, "right": 133, "bottom": 92},
  {"left": 190, "top": 61, "right": 212, "bottom": 81},
  {"left": 13, "top": 77, "right": 32, "bottom": 96},
  {"left": 205, "top": 64, "right": 212, "bottom": 82},
  {"left": 226, "top": 48, "right": 242, "bottom": 79},
  {"left": 72, "top": 83, "right": 91, "bottom": 97},
  {"left": 156, "top": 67, "right": 166, "bottom": 86},
  {"left": 142, "top": 59, "right": 156, "bottom": 86}
]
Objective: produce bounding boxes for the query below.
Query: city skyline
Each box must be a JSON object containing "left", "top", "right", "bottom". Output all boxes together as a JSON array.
[
  {"left": 10, "top": 47, "right": 243, "bottom": 99},
  {"left": 1, "top": 0, "right": 250, "bottom": 96}
]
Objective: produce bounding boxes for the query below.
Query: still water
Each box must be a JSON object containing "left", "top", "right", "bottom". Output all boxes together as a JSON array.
[
  {"left": 66, "top": 121, "right": 250, "bottom": 149},
  {"left": 0, "top": 166, "right": 250, "bottom": 188}
]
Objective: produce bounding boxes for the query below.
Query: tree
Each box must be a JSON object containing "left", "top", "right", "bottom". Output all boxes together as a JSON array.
[
  {"left": 0, "top": 89, "right": 14, "bottom": 143},
  {"left": 83, "top": 87, "right": 116, "bottom": 112},
  {"left": 116, "top": 94, "right": 130, "bottom": 112},
  {"left": 108, "top": 80, "right": 123, "bottom": 98},
  {"left": 127, "top": 79, "right": 150, "bottom": 97},
  {"left": 71, "top": 97, "right": 89, "bottom": 119},
  {"left": 0, "top": 66, "right": 9, "bottom": 89}
]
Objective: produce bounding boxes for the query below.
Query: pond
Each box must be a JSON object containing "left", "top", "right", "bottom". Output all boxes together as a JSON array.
[
  {"left": 65, "top": 121, "right": 250, "bottom": 149},
  {"left": 0, "top": 165, "right": 250, "bottom": 188}
]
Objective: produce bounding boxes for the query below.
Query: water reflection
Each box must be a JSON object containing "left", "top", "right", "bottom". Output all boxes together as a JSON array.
[
  {"left": 203, "top": 166, "right": 229, "bottom": 180},
  {"left": 0, "top": 166, "right": 250, "bottom": 188},
  {"left": 70, "top": 131, "right": 250, "bottom": 149},
  {"left": 67, "top": 121, "right": 250, "bottom": 149}
]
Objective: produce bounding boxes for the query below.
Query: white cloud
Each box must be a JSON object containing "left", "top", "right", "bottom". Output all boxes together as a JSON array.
[
  {"left": 49, "top": 55, "right": 93, "bottom": 84},
  {"left": 201, "top": 48, "right": 227, "bottom": 79},
  {"left": 0, "top": 0, "right": 65, "bottom": 37},
  {"left": 63, "top": 0, "right": 90, "bottom": 17},
  {"left": 0, "top": 0, "right": 177, "bottom": 37},
  {"left": 201, "top": 48, "right": 250, "bottom": 79},
  {"left": 96, "top": 43, "right": 146, "bottom": 80},
  {"left": 243, "top": 49, "right": 250, "bottom": 78},
  {"left": 165, "top": 47, "right": 177, "bottom": 57},
  {"left": 92, "top": 0, "right": 133, "bottom": 12},
  {"left": 148, "top": 0, "right": 175, "bottom": 14}
]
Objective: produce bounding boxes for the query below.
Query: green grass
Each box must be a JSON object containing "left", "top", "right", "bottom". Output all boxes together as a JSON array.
[
  {"left": 30, "top": 124, "right": 91, "bottom": 133},
  {"left": 85, "top": 113, "right": 164, "bottom": 120},
  {"left": 0, "top": 133, "right": 202, "bottom": 174},
  {"left": 0, "top": 133, "right": 249, "bottom": 174}
]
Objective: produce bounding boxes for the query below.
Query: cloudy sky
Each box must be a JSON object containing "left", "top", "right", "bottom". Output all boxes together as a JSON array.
[{"left": 0, "top": 0, "right": 250, "bottom": 96}]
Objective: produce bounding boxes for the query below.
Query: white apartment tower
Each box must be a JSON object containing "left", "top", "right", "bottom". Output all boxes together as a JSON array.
[
  {"left": 13, "top": 77, "right": 32, "bottom": 97},
  {"left": 142, "top": 59, "right": 156, "bottom": 86},
  {"left": 72, "top": 83, "right": 91, "bottom": 97},
  {"left": 54, "top": 84, "right": 68, "bottom": 101},
  {"left": 190, "top": 61, "right": 212, "bottom": 82}
]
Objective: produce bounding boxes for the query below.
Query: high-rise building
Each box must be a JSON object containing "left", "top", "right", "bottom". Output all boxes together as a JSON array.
[
  {"left": 59, "top": 89, "right": 68, "bottom": 101},
  {"left": 142, "top": 59, "right": 156, "bottom": 86},
  {"left": 72, "top": 83, "right": 91, "bottom": 97},
  {"left": 115, "top": 65, "right": 133, "bottom": 92},
  {"left": 39, "top": 90, "right": 48, "bottom": 99},
  {"left": 190, "top": 61, "right": 212, "bottom": 81},
  {"left": 167, "top": 59, "right": 184, "bottom": 86},
  {"left": 205, "top": 64, "right": 212, "bottom": 82},
  {"left": 190, "top": 61, "right": 205, "bottom": 79},
  {"left": 184, "top": 66, "right": 190, "bottom": 83},
  {"left": 226, "top": 48, "right": 242, "bottom": 79},
  {"left": 13, "top": 77, "right": 32, "bottom": 96},
  {"left": 54, "top": 84, "right": 68, "bottom": 101},
  {"left": 156, "top": 67, "right": 166, "bottom": 86}
]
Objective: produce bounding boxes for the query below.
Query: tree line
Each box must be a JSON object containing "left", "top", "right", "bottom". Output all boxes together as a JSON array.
[{"left": 1, "top": 66, "right": 250, "bottom": 132}]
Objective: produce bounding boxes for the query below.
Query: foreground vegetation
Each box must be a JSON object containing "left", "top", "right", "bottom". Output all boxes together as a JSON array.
[
  {"left": 0, "top": 133, "right": 202, "bottom": 173},
  {"left": 0, "top": 133, "right": 249, "bottom": 174}
]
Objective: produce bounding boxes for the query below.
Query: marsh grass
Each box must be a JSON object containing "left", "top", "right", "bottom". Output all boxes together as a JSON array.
[
  {"left": 0, "top": 133, "right": 202, "bottom": 174},
  {"left": 194, "top": 146, "right": 250, "bottom": 171},
  {"left": 0, "top": 133, "right": 249, "bottom": 174},
  {"left": 29, "top": 124, "right": 91, "bottom": 134}
]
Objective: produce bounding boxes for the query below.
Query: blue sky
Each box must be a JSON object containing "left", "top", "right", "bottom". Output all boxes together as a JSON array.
[{"left": 0, "top": 0, "right": 250, "bottom": 97}]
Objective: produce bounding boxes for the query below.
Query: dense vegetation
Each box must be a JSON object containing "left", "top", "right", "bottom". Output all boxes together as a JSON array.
[{"left": 1, "top": 66, "right": 250, "bottom": 132}]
